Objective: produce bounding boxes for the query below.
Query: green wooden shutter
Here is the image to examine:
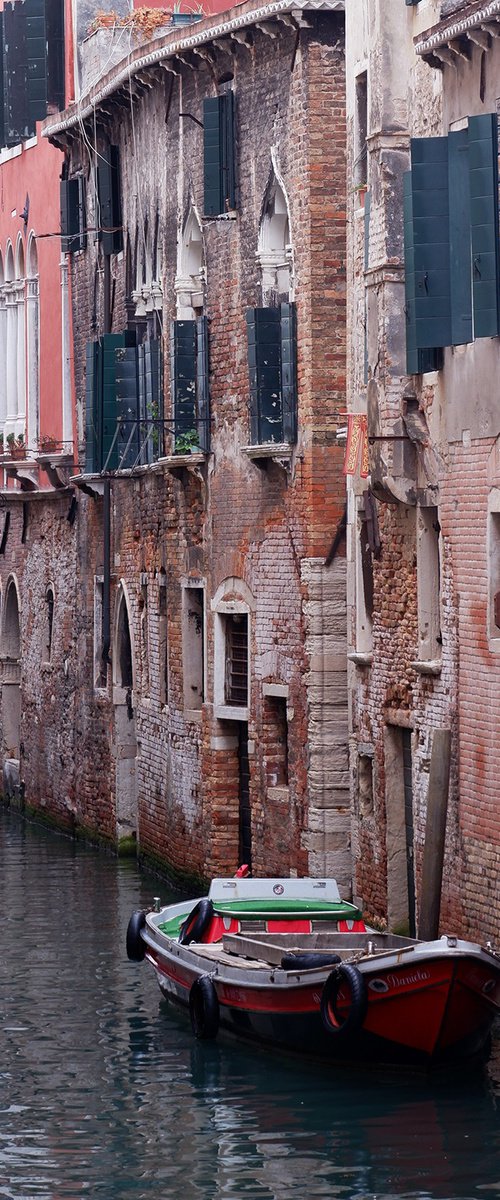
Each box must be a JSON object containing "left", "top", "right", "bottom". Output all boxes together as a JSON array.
[
  {"left": 246, "top": 307, "right": 282, "bottom": 444},
  {"left": 204, "top": 92, "right": 236, "bottom": 215},
  {"left": 222, "top": 89, "right": 236, "bottom": 211},
  {"left": 204, "top": 97, "right": 223, "bottom": 216},
  {"left": 0, "top": 14, "right": 5, "bottom": 150},
  {"left": 196, "top": 315, "right": 210, "bottom": 452},
  {"left": 448, "top": 128, "right": 473, "bottom": 345},
  {"left": 60, "top": 178, "right": 80, "bottom": 254},
  {"left": 469, "top": 112, "right": 500, "bottom": 339},
  {"left": 97, "top": 146, "right": 123, "bottom": 254},
  {"left": 115, "top": 345, "right": 140, "bottom": 468},
  {"left": 45, "top": 0, "right": 64, "bottom": 111},
  {"left": 411, "top": 136, "right": 452, "bottom": 349},
  {"left": 404, "top": 173, "right": 441, "bottom": 373},
  {"left": 280, "top": 302, "right": 297, "bottom": 444},
  {"left": 170, "top": 320, "right": 197, "bottom": 446},
  {"left": 143, "top": 338, "right": 162, "bottom": 462},
  {"left": 25, "top": 0, "right": 46, "bottom": 135},
  {"left": 85, "top": 340, "right": 101, "bottom": 474},
  {"left": 3, "top": 0, "right": 28, "bottom": 146}
]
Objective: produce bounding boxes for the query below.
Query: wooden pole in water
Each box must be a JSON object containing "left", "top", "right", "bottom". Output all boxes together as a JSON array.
[{"left": 418, "top": 729, "right": 451, "bottom": 941}]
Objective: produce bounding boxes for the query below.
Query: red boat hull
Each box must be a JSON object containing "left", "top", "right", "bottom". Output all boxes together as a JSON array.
[{"left": 145, "top": 942, "right": 500, "bottom": 1066}]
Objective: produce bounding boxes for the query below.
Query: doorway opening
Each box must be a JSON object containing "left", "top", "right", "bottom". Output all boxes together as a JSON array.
[
  {"left": 113, "top": 587, "right": 137, "bottom": 849},
  {"left": 384, "top": 725, "right": 416, "bottom": 936}
]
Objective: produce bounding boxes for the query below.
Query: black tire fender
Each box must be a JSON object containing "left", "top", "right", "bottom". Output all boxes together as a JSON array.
[
  {"left": 281, "top": 952, "right": 342, "bottom": 972},
  {"left": 178, "top": 898, "right": 214, "bottom": 946},
  {"left": 320, "top": 963, "right": 368, "bottom": 1039},
  {"left": 126, "top": 910, "right": 146, "bottom": 962},
  {"left": 189, "top": 974, "right": 220, "bottom": 1040}
]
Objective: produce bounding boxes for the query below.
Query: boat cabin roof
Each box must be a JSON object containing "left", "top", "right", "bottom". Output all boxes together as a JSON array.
[{"left": 208, "top": 877, "right": 341, "bottom": 903}]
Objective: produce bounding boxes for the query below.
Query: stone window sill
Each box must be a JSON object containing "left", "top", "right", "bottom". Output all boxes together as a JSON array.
[
  {"left": 347, "top": 651, "right": 373, "bottom": 667},
  {"left": 215, "top": 703, "right": 249, "bottom": 722},
  {"left": 410, "top": 659, "right": 442, "bottom": 676},
  {"left": 241, "top": 443, "right": 293, "bottom": 473}
]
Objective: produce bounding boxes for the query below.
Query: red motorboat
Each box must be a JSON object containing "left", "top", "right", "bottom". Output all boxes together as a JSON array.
[{"left": 126, "top": 877, "right": 500, "bottom": 1066}]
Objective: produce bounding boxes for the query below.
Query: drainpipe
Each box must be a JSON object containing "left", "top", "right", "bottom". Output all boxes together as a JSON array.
[
  {"left": 102, "top": 255, "right": 112, "bottom": 667},
  {"left": 102, "top": 477, "right": 112, "bottom": 666}
]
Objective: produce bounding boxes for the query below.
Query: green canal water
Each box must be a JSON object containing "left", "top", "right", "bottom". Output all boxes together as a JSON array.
[{"left": 2, "top": 806, "right": 500, "bottom": 1200}]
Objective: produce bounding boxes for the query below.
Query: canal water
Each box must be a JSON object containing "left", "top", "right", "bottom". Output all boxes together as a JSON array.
[{"left": 2, "top": 809, "right": 500, "bottom": 1200}]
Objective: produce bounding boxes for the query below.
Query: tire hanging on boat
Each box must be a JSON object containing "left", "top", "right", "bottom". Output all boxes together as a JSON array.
[
  {"left": 126, "top": 910, "right": 146, "bottom": 962},
  {"left": 189, "top": 974, "right": 220, "bottom": 1039},
  {"left": 320, "top": 963, "right": 368, "bottom": 1040},
  {"left": 178, "top": 898, "right": 214, "bottom": 946}
]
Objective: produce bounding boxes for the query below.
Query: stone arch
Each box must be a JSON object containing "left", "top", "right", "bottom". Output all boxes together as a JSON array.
[
  {"left": 5, "top": 242, "right": 14, "bottom": 283},
  {"left": 0, "top": 249, "right": 4, "bottom": 286},
  {"left": 3, "top": 575, "right": 21, "bottom": 659},
  {"left": 113, "top": 583, "right": 134, "bottom": 690},
  {"left": 112, "top": 583, "right": 138, "bottom": 847},
  {"left": 27, "top": 231, "right": 38, "bottom": 278},
  {"left": 175, "top": 204, "right": 205, "bottom": 319},
  {"left": 1, "top": 576, "right": 21, "bottom": 761},
  {"left": 15, "top": 235, "right": 25, "bottom": 281},
  {"left": 257, "top": 167, "right": 293, "bottom": 304},
  {"left": 43, "top": 583, "right": 55, "bottom": 662}
]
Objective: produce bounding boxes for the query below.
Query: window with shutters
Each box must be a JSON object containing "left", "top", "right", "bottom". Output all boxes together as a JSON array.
[
  {"left": 60, "top": 177, "right": 86, "bottom": 254},
  {"left": 404, "top": 113, "right": 500, "bottom": 373},
  {"left": 97, "top": 146, "right": 123, "bottom": 255},
  {"left": 0, "top": 0, "right": 64, "bottom": 149},
  {"left": 245, "top": 303, "right": 297, "bottom": 445},
  {"left": 170, "top": 317, "right": 210, "bottom": 452},
  {"left": 85, "top": 332, "right": 162, "bottom": 473},
  {"left": 203, "top": 91, "right": 236, "bottom": 216}
]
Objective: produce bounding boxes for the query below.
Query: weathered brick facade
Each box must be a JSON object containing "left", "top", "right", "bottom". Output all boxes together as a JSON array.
[
  {"left": 11, "top": 0, "right": 352, "bottom": 889},
  {"left": 346, "top": 0, "right": 500, "bottom": 941}
]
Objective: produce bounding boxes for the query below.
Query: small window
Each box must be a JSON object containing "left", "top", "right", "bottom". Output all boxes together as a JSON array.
[
  {"left": 357, "top": 753, "right": 374, "bottom": 817},
  {"left": 487, "top": 491, "right": 500, "bottom": 650},
  {"left": 355, "top": 495, "right": 374, "bottom": 654},
  {"left": 225, "top": 613, "right": 248, "bottom": 707},
  {"left": 416, "top": 506, "right": 442, "bottom": 662},
  {"left": 170, "top": 318, "right": 210, "bottom": 452},
  {"left": 44, "top": 587, "right": 54, "bottom": 662},
  {"left": 182, "top": 585, "right": 205, "bottom": 712}
]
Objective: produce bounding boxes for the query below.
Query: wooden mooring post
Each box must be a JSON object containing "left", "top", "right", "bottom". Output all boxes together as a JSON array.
[{"left": 418, "top": 729, "right": 451, "bottom": 941}]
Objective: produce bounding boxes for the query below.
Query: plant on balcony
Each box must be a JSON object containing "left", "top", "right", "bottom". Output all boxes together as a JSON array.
[
  {"left": 174, "top": 428, "right": 200, "bottom": 456},
  {"left": 6, "top": 433, "right": 26, "bottom": 460},
  {"left": 39, "top": 434, "right": 61, "bottom": 454}
]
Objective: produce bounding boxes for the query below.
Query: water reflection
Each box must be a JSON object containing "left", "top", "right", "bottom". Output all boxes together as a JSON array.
[{"left": 2, "top": 807, "right": 500, "bottom": 1199}]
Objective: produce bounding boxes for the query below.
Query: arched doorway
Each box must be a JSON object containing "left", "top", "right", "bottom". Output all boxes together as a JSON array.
[
  {"left": 2, "top": 577, "right": 21, "bottom": 760},
  {"left": 113, "top": 586, "right": 138, "bottom": 848}
]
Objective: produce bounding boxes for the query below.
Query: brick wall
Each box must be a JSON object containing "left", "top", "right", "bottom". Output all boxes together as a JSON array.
[{"left": 3, "top": 10, "right": 349, "bottom": 891}]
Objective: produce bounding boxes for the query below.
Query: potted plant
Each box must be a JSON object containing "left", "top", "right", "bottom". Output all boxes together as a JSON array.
[
  {"left": 39, "top": 434, "right": 61, "bottom": 454},
  {"left": 6, "top": 433, "right": 26, "bottom": 460},
  {"left": 174, "top": 428, "right": 201, "bottom": 455}
]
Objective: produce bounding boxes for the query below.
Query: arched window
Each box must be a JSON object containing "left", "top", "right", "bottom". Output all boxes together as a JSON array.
[
  {"left": 4, "top": 243, "right": 18, "bottom": 438},
  {"left": 175, "top": 206, "right": 204, "bottom": 320},
  {"left": 3, "top": 577, "right": 20, "bottom": 660},
  {"left": 114, "top": 588, "right": 134, "bottom": 690},
  {"left": 0, "top": 249, "right": 6, "bottom": 436},
  {"left": 43, "top": 585, "right": 54, "bottom": 662},
  {"left": 257, "top": 174, "right": 293, "bottom": 306}
]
